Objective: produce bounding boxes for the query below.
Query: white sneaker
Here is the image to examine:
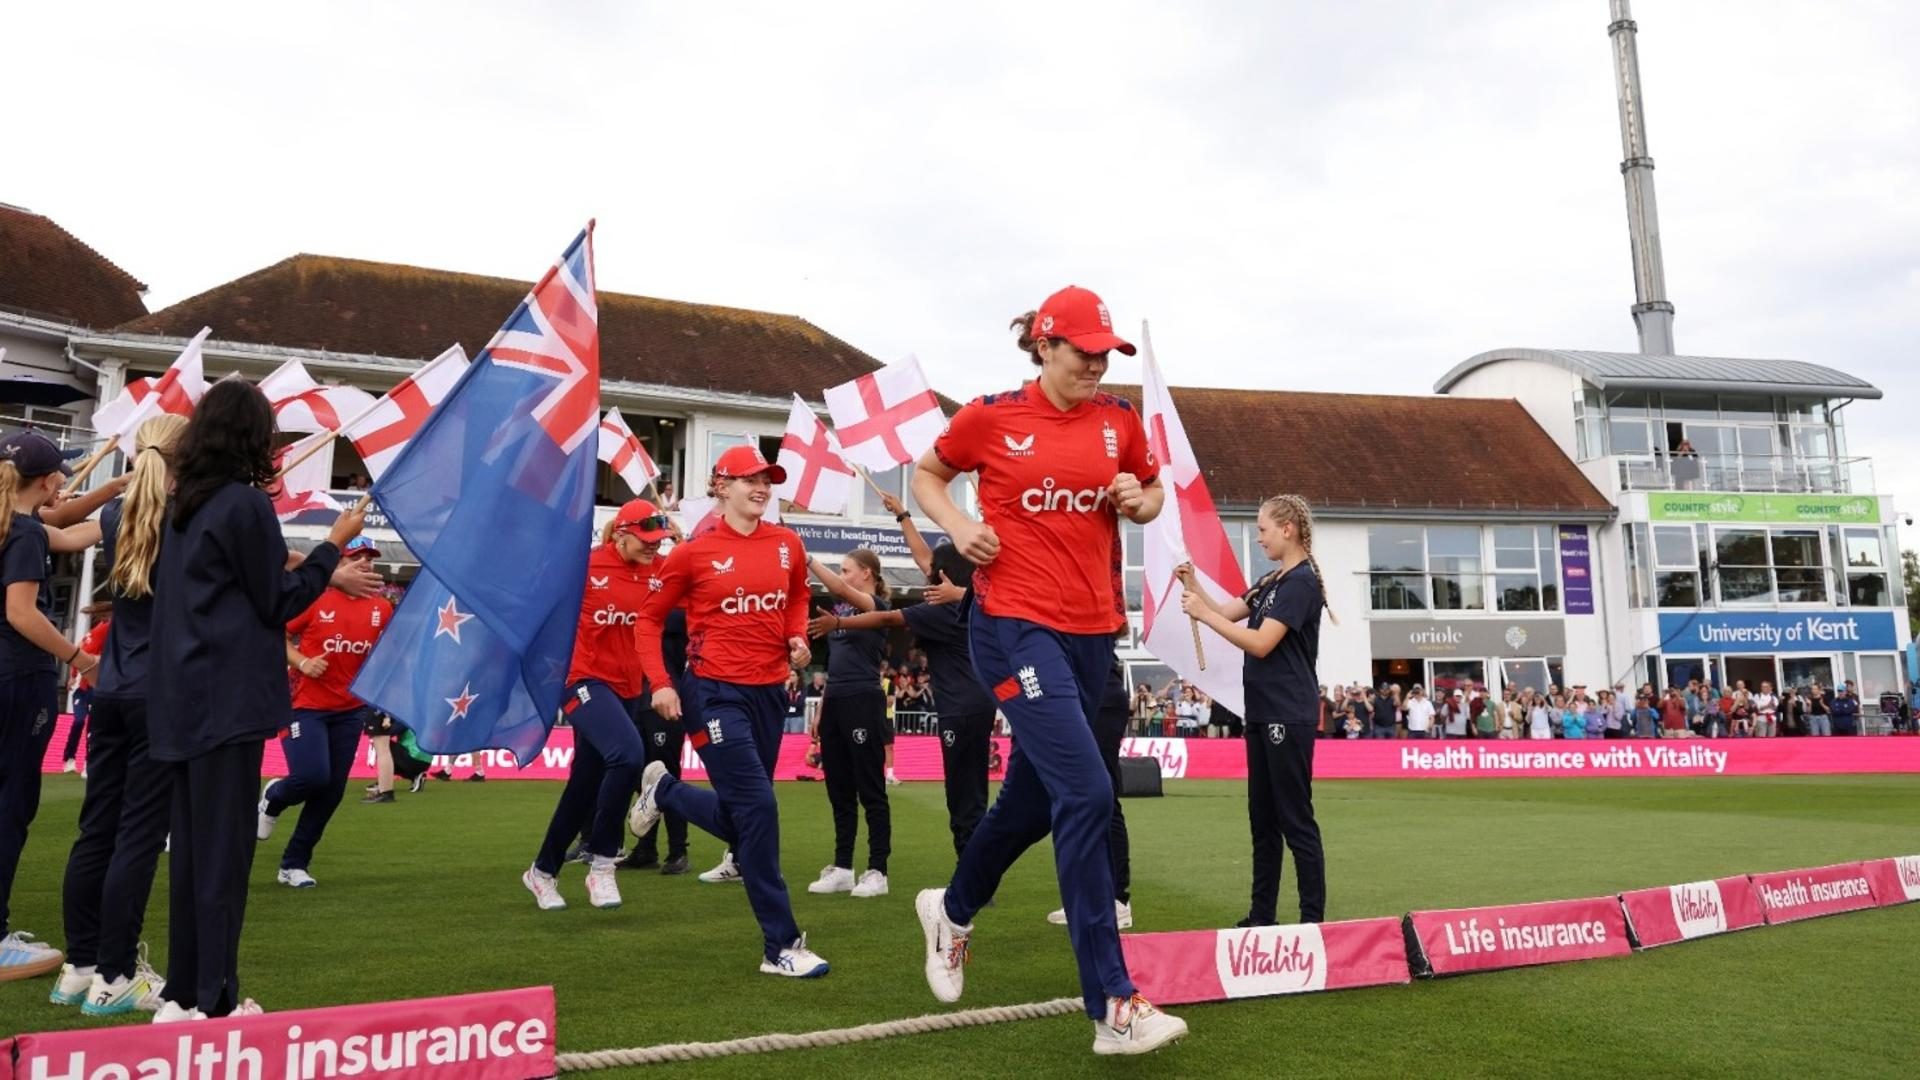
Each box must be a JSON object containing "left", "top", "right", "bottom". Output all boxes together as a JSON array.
[
  {"left": 256, "top": 781, "right": 280, "bottom": 842},
  {"left": 276, "top": 868, "right": 317, "bottom": 889},
  {"left": 82, "top": 962, "right": 167, "bottom": 1016},
  {"left": 0, "top": 931, "right": 64, "bottom": 981},
  {"left": 915, "top": 888, "right": 971, "bottom": 1003},
  {"left": 49, "top": 962, "right": 96, "bottom": 1005},
  {"left": 1092, "top": 994, "right": 1187, "bottom": 1056},
  {"left": 522, "top": 866, "right": 567, "bottom": 910},
  {"left": 586, "top": 857, "right": 623, "bottom": 909},
  {"left": 885, "top": 771, "right": 901, "bottom": 787},
  {"left": 627, "top": 760, "right": 668, "bottom": 838},
  {"left": 759, "top": 935, "right": 830, "bottom": 978},
  {"left": 230, "top": 998, "right": 265, "bottom": 1017},
  {"left": 850, "top": 870, "right": 889, "bottom": 898},
  {"left": 698, "top": 852, "right": 743, "bottom": 884},
  {"left": 1046, "top": 900, "right": 1135, "bottom": 930},
  {"left": 807, "top": 865, "right": 856, "bottom": 894},
  {"left": 152, "top": 1000, "right": 205, "bottom": 1023},
  {"left": 62, "top": 759, "right": 78, "bottom": 774}
]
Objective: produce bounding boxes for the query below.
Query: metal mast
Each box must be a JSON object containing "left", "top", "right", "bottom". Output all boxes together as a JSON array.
[{"left": 1608, "top": 0, "right": 1675, "bottom": 355}]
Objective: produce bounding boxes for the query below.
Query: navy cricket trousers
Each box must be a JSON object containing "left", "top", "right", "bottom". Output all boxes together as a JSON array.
[
  {"left": 945, "top": 611, "right": 1133, "bottom": 1019},
  {"left": 164, "top": 739, "right": 265, "bottom": 1017},
  {"left": 0, "top": 670, "right": 58, "bottom": 937},
  {"left": 265, "top": 707, "right": 363, "bottom": 873},
  {"left": 60, "top": 695, "right": 171, "bottom": 979},
  {"left": 656, "top": 677, "right": 800, "bottom": 962},
  {"left": 535, "top": 681, "right": 644, "bottom": 876}
]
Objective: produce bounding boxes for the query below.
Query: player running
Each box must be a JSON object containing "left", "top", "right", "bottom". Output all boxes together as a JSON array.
[
  {"left": 260, "top": 536, "right": 393, "bottom": 887},
  {"left": 630, "top": 446, "right": 826, "bottom": 977},
  {"left": 522, "top": 499, "right": 674, "bottom": 911},
  {"left": 908, "top": 286, "right": 1187, "bottom": 1055}
]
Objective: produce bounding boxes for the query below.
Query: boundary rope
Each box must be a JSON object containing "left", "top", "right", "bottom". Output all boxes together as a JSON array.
[{"left": 554, "top": 996, "right": 1083, "bottom": 1070}]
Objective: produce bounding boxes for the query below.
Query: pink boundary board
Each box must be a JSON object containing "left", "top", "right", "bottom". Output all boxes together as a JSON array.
[
  {"left": 1121, "top": 917, "right": 1409, "bottom": 1005},
  {"left": 1407, "top": 896, "right": 1632, "bottom": 977},
  {"left": 1618, "top": 875, "right": 1767, "bottom": 948},
  {"left": 1751, "top": 862, "right": 1880, "bottom": 924},
  {"left": 1861, "top": 856, "right": 1920, "bottom": 906}
]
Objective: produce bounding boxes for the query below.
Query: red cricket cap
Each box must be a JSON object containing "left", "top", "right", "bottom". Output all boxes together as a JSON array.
[
  {"left": 612, "top": 498, "right": 674, "bottom": 542},
  {"left": 1034, "top": 285, "right": 1135, "bottom": 356},
  {"left": 712, "top": 444, "right": 788, "bottom": 484}
]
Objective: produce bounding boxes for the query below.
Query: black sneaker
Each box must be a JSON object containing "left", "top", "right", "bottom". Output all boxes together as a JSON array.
[
  {"left": 431, "top": 768, "right": 451, "bottom": 782},
  {"left": 409, "top": 775, "right": 426, "bottom": 794},
  {"left": 1233, "top": 916, "right": 1276, "bottom": 929},
  {"left": 564, "top": 844, "right": 588, "bottom": 864},
  {"left": 361, "top": 790, "right": 396, "bottom": 805},
  {"left": 464, "top": 773, "right": 487, "bottom": 783},
  {"left": 660, "top": 854, "right": 690, "bottom": 876},
  {"left": 619, "top": 853, "right": 660, "bottom": 871}
]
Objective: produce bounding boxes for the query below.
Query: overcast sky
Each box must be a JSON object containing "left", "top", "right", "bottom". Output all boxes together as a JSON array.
[{"left": 12, "top": 1, "right": 1918, "bottom": 512}]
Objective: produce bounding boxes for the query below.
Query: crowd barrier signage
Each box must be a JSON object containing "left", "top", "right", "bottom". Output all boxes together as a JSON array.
[
  {"left": 1750, "top": 862, "right": 1879, "bottom": 924},
  {"left": 1405, "top": 896, "right": 1631, "bottom": 977},
  {"left": 1618, "top": 876, "right": 1766, "bottom": 948},
  {"left": 1120, "top": 918, "right": 1409, "bottom": 1005},
  {"left": 1862, "top": 855, "right": 1920, "bottom": 906},
  {"left": 9, "top": 987, "right": 556, "bottom": 1080}
]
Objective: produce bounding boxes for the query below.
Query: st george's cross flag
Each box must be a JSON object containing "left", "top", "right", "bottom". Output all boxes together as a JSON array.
[
  {"left": 269, "top": 430, "right": 343, "bottom": 522},
  {"left": 352, "top": 226, "right": 600, "bottom": 765},
  {"left": 91, "top": 327, "right": 211, "bottom": 452},
  {"left": 346, "top": 345, "right": 470, "bottom": 481},
  {"left": 823, "top": 355, "right": 944, "bottom": 472},
  {"left": 774, "top": 394, "right": 855, "bottom": 514},
  {"left": 1138, "top": 323, "right": 1247, "bottom": 716},
  {"left": 257, "top": 357, "right": 378, "bottom": 435},
  {"left": 596, "top": 407, "right": 660, "bottom": 495}
]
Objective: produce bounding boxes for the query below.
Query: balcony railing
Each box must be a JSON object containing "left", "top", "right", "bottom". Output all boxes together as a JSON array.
[{"left": 1617, "top": 452, "right": 1874, "bottom": 495}]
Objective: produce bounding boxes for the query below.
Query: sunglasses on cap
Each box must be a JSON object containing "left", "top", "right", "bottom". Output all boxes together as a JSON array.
[{"left": 618, "top": 514, "right": 673, "bottom": 536}]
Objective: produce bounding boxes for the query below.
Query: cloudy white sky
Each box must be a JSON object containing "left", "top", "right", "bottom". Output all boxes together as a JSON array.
[{"left": 12, "top": 1, "right": 1918, "bottom": 508}]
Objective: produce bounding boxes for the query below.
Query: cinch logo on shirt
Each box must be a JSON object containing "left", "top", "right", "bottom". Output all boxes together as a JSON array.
[
  {"left": 592, "top": 604, "right": 638, "bottom": 626},
  {"left": 1019, "top": 477, "right": 1110, "bottom": 514},
  {"left": 321, "top": 635, "right": 373, "bottom": 656},
  {"left": 1003, "top": 433, "right": 1036, "bottom": 457},
  {"left": 721, "top": 587, "right": 788, "bottom": 615}
]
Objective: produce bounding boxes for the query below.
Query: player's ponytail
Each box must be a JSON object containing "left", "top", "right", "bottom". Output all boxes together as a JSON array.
[
  {"left": 1009, "top": 310, "right": 1043, "bottom": 366},
  {"left": 1261, "top": 494, "right": 1337, "bottom": 625},
  {"left": 110, "top": 414, "right": 189, "bottom": 600},
  {"left": 0, "top": 462, "right": 18, "bottom": 548}
]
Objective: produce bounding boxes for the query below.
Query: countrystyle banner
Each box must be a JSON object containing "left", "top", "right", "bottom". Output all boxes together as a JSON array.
[
  {"left": 1120, "top": 918, "right": 1409, "bottom": 1006},
  {"left": 9, "top": 987, "right": 556, "bottom": 1080},
  {"left": 1618, "top": 876, "right": 1767, "bottom": 949},
  {"left": 1405, "top": 896, "right": 1632, "bottom": 977},
  {"left": 1861, "top": 855, "right": 1920, "bottom": 906},
  {"left": 42, "top": 719, "right": 1920, "bottom": 782},
  {"left": 1750, "top": 862, "right": 1879, "bottom": 924},
  {"left": 1647, "top": 491, "right": 1881, "bottom": 524}
]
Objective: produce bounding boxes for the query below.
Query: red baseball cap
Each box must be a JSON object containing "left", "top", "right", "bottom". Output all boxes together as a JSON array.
[
  {"left": 611, "top": 498, "right": 674, "bottom": 542},
  {"left": 1034, "top": 285, "right": 1135, "bottom": 356},
  {"left": 712, "top": 444, "right": 788, "bottom": 484}
]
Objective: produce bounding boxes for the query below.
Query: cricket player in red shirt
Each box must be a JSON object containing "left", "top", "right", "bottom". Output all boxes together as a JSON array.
[
  {"left": 909, "top": 286, "right": 1188, "bottom": 1055},
  {"left": 629, "top": 446, "right": 827, "bottom": 977},
  {"left": 521, "top": 499, "right": 675, "bottom": 913}
]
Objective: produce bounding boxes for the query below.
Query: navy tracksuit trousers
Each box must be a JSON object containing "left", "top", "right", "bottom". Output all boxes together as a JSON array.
[
  {"left": 945, "top": 611, "right": 1134, "bottom": 1019},
  {"left": 264, "top": 707, "right": 363, "bottom": 873},
  {"left": 60, "top": 695, "right": 171, "bottom": 980},
  {"left": 536, "top": 681, "right": 643, "bottom": 876},
  {"left": 0, "top": 670, "right": 58, "bottom": 938},
  {"left": 656, "top": 677, "right": 799, "bottom": 962},
  {"left": 165, "top": 739, "right": 265, "bottom": 1017}
]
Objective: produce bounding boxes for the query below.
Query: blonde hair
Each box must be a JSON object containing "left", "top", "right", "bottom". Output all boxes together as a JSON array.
[
  {"left": 600, "top": 516, "right": 619, "bottom": 545},
  {"left": 0, "top": 462, "right": 20, "bottom": 548},
  {"left": 108, "top": 414, "right": 190, "bottom": 599},
  {"left": 1259, "top": 494, "right": 1337, "bottom": 625}
]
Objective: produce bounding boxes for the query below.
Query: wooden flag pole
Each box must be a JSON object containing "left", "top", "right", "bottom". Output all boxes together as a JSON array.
[
  {"left": 60, "top": 440, "right": 118, "bottom": 497},
  {"left": 1190, "top": 615, "right": 1208, "bottom": 671},
  {"left": 274, "top": 432, "right": 341, "bottom": 481},
  {"left": 856, "top": 465, "right": 890, "bottom": 501},
  {"left": 352, "top": 491, "right": 375, "bottom": 514}
]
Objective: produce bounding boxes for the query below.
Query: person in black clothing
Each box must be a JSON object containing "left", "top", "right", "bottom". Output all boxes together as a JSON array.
[
  {"left": 146, "top": 379, "right": 363, "bottom": 1019},
  {"left": 806, "top": 547, "right": 893, "bottom": 898},
  {"left": 1182, "top": 494, "right": 1329, "bottom": 926}
]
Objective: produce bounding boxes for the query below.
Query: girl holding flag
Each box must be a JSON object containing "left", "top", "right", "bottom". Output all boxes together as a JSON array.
[
  {"left": 1179, "top": 494, "right": 1331, "bottom": 928},
  {"left": 630, "top": 446, "right": 827, "bottom": 978},
  {"left": 522, "top": 499, "right": 675, "bottom": 911},
  {"left": 907, "top": 286, "right": 1187, "bottom": 1056}
]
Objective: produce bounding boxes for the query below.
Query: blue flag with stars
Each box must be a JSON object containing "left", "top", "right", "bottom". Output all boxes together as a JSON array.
[{"left": 351, "top": 225, "right": 600, "bottom": 765}]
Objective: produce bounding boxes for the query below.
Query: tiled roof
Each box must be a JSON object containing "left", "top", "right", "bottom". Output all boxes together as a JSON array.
[
  {"left": 0, "top": 204, "right": 148, "bottom": 327},
  {"left": 1101, "top": 383, "right": 1613, "bottom": 514},
  {"left": 120, "top": 254, "right": 897, "bottom": 403}
]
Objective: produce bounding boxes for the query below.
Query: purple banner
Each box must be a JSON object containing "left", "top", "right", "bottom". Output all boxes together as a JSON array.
[{"left": 1559, "top": 524, "right": 1594, "bottom": 615}]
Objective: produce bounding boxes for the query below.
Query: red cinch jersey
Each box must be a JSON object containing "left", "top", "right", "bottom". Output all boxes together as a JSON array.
[
  {"left": 566, "top": 542, "right": 657, "bottom": 698},
  {"left": 639, "top": 519, "right": 809, "bottom": 688},
  {"left": 287, "top": 589, "right": 394, "bottom": 712},
  {"left": 934, "top": 380, "right": 1157, "bottom": 635}
]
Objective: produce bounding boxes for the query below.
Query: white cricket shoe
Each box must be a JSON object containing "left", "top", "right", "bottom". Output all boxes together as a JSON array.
[
  {"left": 256, "top": 781, "right": 280, "bottom": 842},
  {"left": 152, "top": 1001, "right": 204, "bottom": 1023},
  {"left": 522, "top": 865, "right": 567, "bottom": 911},
  {"left": 807, "top": 865, "right": 855, "bottom": 894},
  {"left": 1092, "top": 994, "right": 1187, "bottom": 1056},
  {"left": 82, "top": 960, "right": 167, "bottom": 1016},
  {"left": 586, "top": 857, "right": 623, "bottom": 909},
  {"left": 759, "top": 935, "right": 829, "bottom": 978},
  {"left": 627, "top": 760, "right": 668, "bottom": 838},
  {"left": 230, "top": 999, "right": 265, "bottom": 1016},
  {"left": 850, "top": 870, "right": 889, "bottom": 898},
  {"left": 698, "top": 852, "right": 743, "bottom": 884},
  {"left": 50, "top": 962, "right": 95, "bottom": 1005},
  {"left": 276, "top": 868, "right": 317, "bottom": 888},
  {"left": 0, "top": 931, "right": 64, "bottom": 981},
  {"left": 915, "top": 888, "right": 971, "bottom": 1003},
  {"left": 1047, "top": 900, "right": 1134, "bottom": 930},
  {"left": 62, "top": 759, "right": 78, "bottom": 774}
]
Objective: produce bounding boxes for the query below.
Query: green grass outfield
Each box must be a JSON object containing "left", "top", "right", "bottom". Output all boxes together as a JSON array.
[{"left": 5, "top": 774, "right": 1919, "bottom": 1078}]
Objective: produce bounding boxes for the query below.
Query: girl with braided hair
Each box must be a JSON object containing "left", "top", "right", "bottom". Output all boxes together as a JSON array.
[{"left": 1179, "top": 494, "right": 1331, "bottom": 927}]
